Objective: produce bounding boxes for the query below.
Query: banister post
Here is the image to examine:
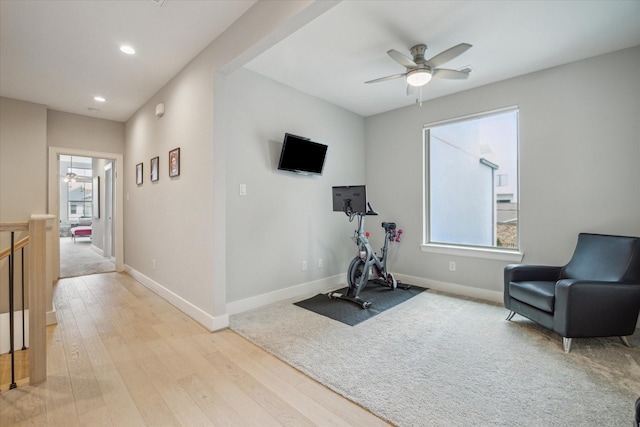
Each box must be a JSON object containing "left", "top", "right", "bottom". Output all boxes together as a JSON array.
[{"left": 28, "top": 216, "right": 47, "bottom": 385}]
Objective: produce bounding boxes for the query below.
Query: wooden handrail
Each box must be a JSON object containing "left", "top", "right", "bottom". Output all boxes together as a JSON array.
[
  {"left": 0, "top": 221, "right": 29, "bottom": 232},
  {"left": 0, "top": 236, "right": 29, "bottom": 260}
]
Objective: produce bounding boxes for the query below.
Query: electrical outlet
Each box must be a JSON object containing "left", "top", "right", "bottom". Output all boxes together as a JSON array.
[
  {"left": 449, "top": 261, "right": 456, "bottom": 272},
  {"left": 318, "top": 258, "right": 323, "bottom": 268},
  {"left": 302, "top": 261, "right": 308, "bottom": 271}
]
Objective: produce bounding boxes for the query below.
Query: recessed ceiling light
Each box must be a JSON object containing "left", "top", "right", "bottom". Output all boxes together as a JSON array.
[
  {"left": 94, "top": 96, "right": 106, "bottom": 102},
  {"left": 120, "top": 45, "right": 135, "bottom": 55}
]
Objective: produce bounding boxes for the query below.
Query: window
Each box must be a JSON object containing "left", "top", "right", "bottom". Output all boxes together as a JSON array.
[
  {"left": 67, "top": 180, "right": 93, "bottom": 220},
  {"left": 60, "top": 155, "right": 93, "bottom": 224},
  {"left": 425, "top": 107, "right": 518, "bottom": 250}
]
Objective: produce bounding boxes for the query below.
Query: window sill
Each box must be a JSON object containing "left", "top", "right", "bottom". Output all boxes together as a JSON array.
[{"left": 420, "top": 243, "right": 524, "bottom": 262}]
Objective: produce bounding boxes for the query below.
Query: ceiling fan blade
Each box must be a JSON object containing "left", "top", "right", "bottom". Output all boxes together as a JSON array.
[
  {"left": 427, "top": 43, "right": 472, "bottom": 68},
  {"left": 365, "top": 73, "right": 406, "bottom": 84},
  {"left": 432, "top": 68, "right": 470, "bottom": 80},
  {"left": 387, "top": 49, "right": 417, "bottom": 68}
]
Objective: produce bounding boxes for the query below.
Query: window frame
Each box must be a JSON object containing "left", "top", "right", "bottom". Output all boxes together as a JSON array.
[{"left": 421, "top": 106, "right": 523, "bottom": 262}]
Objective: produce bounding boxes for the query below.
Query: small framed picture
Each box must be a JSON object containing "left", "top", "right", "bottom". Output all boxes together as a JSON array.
[
  {"left": 136, "top": 163, "right": 143, "bottom": 185},
  {"left": 169, "top": 147, "right": 180, "bottom": 177},
  {"left": 151, "top": 156, "right": 159, "bottom": 182}
]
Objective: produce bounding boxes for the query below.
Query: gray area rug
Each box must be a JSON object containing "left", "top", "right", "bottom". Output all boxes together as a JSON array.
[
  {"left": 59, "top": 237, "right": 115, "bottom": 278},
  {"left": 230, "top": 290, "right": 640, "bottom": 426}
]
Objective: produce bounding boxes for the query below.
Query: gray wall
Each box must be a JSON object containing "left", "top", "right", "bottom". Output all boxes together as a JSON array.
[
  {"left": 365, "top": 46, "right": 640, "bottom": 296},
  {"left": 221, "top": 68, "right": 365, "bottom": 303}
]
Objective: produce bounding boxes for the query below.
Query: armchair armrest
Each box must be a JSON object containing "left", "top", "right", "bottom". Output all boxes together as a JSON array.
[
  {"left": 504, "top": 264, "right": 562, "bottom": 283},
  {"left": 554, "top": 280, "right": 640, "bottom": 337}
]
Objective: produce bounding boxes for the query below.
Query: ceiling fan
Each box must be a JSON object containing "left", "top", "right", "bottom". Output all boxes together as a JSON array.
[{"left": 365, "top": 43, "right": 472, "bottom": 91}]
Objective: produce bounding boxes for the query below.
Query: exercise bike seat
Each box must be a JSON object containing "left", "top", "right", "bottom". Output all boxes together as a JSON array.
[{"left": 382, "top": 222, "right": 396, "bottom": 231}]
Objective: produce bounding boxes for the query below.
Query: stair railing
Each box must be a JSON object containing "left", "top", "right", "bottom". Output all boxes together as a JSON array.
[{"left": 0, "top": 216, "right": 49, "bottom": 390}]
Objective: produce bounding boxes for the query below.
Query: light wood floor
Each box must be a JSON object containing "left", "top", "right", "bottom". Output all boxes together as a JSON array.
[
  {"left": 0, "top": 349, "right": 29, "bottom": 390},
  {"left": 0, "top": 272, "right": 391, "bottom": 426}
]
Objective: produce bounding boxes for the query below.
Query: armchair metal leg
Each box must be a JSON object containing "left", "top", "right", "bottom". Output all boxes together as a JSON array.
[
  {"left": 563, "top": 337, "right": 572, "bottom": 353},
  {"left": 620, "top": 336, "right": 632, "bottom": 348},
  {"left": 505, "top": 311, "right": 516, "bottom": 321}
]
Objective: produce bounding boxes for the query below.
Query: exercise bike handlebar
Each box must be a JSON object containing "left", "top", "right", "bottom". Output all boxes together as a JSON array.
[{"left": 346, "top": 202, "right": 378, "bottom": 221}]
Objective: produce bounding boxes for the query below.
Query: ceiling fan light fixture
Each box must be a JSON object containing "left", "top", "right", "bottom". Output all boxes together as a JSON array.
[
  {"left": 63, "top": 156, "right": 77, "bottom": 182},
  {"left": 406, "top": 69, "right": 432, "bottom": 87}
]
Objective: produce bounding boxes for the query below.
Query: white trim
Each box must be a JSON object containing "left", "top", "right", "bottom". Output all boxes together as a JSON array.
[
  {"left": 124, "top": 265, "right": 221, "bottom": 331},
  {"left": 0, "top": 310, "right": 29, "bottom": 354},
  {"left": 48, "top": 146, "right": 125, "bottom": 276},
  {"left": 227, "top": 274, "right": 345, "bottom": 315},
  {"left": 394, "top": 273, "right": 503, "bottom": 304},
  {"left": 46, "top": 302, "right": 57, "bottom": 326},
  {"left": 423, "top": 105, "right": 519, "bottom": 129},
  {"left": 420, "top": 243, "right": 524, "bottom": 262}
]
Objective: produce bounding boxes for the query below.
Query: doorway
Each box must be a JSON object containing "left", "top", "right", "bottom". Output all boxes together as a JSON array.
[
  {"left": 48, "top": 147, "right": 124, "bottom": 280},
  {"left": 58, "top": 155, "right": 115, "bottom": 278}
]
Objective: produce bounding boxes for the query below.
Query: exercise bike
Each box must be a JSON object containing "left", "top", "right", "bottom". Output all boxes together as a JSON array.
[{"left": 328, "top": 201, "right": 408, "bottom": 309}]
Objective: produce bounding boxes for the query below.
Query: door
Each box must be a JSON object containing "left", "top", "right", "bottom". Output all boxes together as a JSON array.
[{"left": 104, "top": 162, "right": 113, "bottom": 258}]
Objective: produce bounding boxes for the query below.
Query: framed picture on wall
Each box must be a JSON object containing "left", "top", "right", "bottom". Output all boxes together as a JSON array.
[
  {"left": 92, "top": 176, "right": 100, "bottom": 219},
  {"left": 169, "top": 147, "right": 180, "bottom": 177},
  {"left": 151, "top": 156, "right": 159, "bottom": 182},
  {"left": 136, "top": 163, "right": 143, "bottom": 185}
]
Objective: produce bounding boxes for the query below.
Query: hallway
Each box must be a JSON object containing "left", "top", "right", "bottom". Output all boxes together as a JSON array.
[{"left": 0, "top": 272, "right": 388, "bottom": 426}]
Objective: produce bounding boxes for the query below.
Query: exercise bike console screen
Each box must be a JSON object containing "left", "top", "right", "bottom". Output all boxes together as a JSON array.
[{"left": 332, "top": 185, "right": 367, "bottom": 214}]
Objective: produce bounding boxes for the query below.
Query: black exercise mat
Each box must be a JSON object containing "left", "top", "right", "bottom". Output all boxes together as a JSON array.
[{"left": 294, "top": 281, "right": 427, "bottom": 326}]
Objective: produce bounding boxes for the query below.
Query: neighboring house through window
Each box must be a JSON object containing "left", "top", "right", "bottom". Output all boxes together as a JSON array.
[{"left": 424, "top": 107, "right": 519, "bottom": 250}]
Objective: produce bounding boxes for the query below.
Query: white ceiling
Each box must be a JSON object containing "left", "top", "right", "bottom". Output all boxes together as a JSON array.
[
  {"left": 1, "top": 1, "right": 639, "bottom": 122},
  {"left": 245, "top": 0, "right": 640, "bottom": 117},
  {"left": 0, "top": 0, "right": 256, "bottom": 122}
]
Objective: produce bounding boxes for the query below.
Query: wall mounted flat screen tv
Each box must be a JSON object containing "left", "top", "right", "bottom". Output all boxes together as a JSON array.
[{"left": 277, "top": 133, "right": 328, "bottom": 175}]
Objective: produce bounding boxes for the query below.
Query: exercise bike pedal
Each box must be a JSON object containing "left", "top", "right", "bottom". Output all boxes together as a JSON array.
[
  {"left": 326, "top": 292, "right": 371, "bottom": 309},
  {"left": 397, "top": 281, "right": 411, "bottom": 290}
]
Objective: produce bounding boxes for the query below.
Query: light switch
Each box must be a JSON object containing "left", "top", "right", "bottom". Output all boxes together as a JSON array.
[{"left": 239, "top": 184, "right": 247, "bottom": 196}]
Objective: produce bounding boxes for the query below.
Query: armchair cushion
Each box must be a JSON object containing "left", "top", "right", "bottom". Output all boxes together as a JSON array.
[{"left": 508, "top": 281, "right": 556, "bottom": 313}]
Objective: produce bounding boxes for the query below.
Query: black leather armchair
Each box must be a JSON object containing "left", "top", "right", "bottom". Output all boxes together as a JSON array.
[{"left": 504, "top": 233, "right": 640, "bottom": 352}]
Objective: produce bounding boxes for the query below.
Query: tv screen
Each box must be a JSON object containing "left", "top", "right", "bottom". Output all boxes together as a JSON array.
[
  {"left": 332, "top": 185, "right": 367, "bottom": 214},
  {"left": 277, "top": 133, "right": 328, "bottom": 175}
]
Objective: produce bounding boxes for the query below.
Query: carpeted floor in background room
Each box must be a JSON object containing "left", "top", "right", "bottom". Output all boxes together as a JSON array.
[
  {"left": 230, "top": 289, "right": 640, "bottom": 427},
  {"left": 59, "top": 236, "right": 115, "bottom": 278}
]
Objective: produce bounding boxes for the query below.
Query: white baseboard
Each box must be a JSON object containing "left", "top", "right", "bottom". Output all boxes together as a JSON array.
[
  {"left": 46, "top": 309, "right": 57, "bottom": 326},
  {"left": 119, "top": 268, "right": 640, "bottom": 332},
  {"left": 226, "top": 274, "right": 345, "bottom": 316},
  {"left": 91, "top": 244, "right": 103, "bottom": 256},
  {"left": 124, "top": 265, "right": 222, "bottom": 331},
  {"left": 0, "top": 310, "right": 29, "bottom": 354},
  {"left": 394, "top": 273, "right": 504, "bottom": 304}
]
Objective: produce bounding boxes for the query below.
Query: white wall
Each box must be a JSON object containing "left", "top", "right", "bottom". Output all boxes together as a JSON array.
[
  {"left": 365, "top": 46, "right": 640, "bottom": 297},
  {"left": 220, "top": 68, "right": 365, "bottom": 305},
  {"left": 47, "top": 110, "right": 124, "bottom": 154},
  {"left": 123, "top": 1, "right": 333, "bottom": 329},
  {"left": 0, "top": 97, "right": 47, "bottom": 314},
  {"left": 0, "top": 98, "right": 48, "bottom": 222}
]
